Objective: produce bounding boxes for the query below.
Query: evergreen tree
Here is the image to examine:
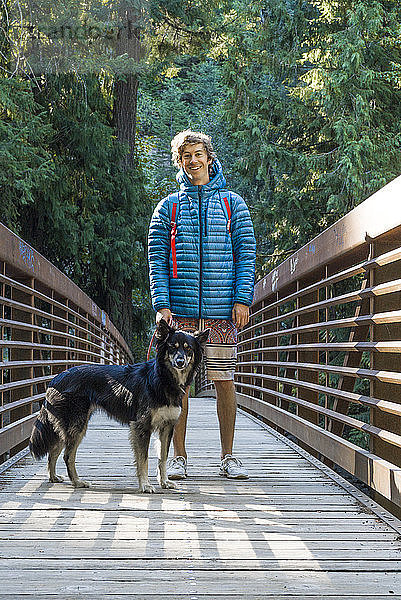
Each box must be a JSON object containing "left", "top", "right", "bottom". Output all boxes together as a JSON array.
[
  {"left": 0, "top": 2, "right": 152, "bottom": 350},
  {"left": 298, "top": 0, "right": 401, "bottom": 216},
  {"left": 222, "top": 0, "right": 401, "bottom": 272},
  {"left": 0, "top": 0, "right": 55, "bottom": 231},
  {"left": 16, "top": 73, "right": 149, "bottom": 349}
]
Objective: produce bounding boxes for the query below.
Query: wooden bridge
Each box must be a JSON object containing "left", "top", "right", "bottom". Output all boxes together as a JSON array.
[{"left": 1, "top": 175, "right": 401, "bottom": 598}]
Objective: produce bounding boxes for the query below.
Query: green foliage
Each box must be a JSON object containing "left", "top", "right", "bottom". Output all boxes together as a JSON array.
[
  {"left": 146, "top": 0, "right": 225, "bottom": 58},
  {"left": 0, "top": 70, "right": 150, "bottom": 352},
  {"left": 0, "top": 77, "right": 55, "bottom": 230},
  {"left": 221, "top": 0, "right": 401, "bottom": 273},
  {"left": 13, "top": 73, "right": 150, "bottom": 350}
]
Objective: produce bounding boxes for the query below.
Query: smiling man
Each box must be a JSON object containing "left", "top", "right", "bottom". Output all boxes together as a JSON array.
[{"left": 148, "top": 130, "right": 256, "bottom": 480}]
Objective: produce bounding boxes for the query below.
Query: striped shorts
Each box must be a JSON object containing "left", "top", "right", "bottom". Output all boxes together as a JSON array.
[{"left": 172, "top": 317, "right": 238, "bottom": 381}]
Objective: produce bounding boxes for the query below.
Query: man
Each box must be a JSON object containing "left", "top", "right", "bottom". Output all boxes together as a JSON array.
[{"left": 148, "top": 130, "right": 256, "bottom": 479}]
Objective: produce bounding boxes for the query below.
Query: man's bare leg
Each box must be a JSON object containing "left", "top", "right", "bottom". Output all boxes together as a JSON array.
[
  {"left": 214, "top": 379, "right": 237, "bottom": 458},
  {"left": 172, "top": 387, "right": 189, "bottom": 459}
]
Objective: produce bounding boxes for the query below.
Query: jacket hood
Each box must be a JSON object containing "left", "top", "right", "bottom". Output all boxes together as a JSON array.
[{"left": 176, "top": 159, "right": 227, "bottom": 199}]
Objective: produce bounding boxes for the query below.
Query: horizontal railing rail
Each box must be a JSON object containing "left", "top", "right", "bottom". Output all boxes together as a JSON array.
[
  {"left": 196, "top": 174, "right": 401, "bottom": 513},
  {"left": 0, "top": 223, "right": 133, "bottom": 461}
]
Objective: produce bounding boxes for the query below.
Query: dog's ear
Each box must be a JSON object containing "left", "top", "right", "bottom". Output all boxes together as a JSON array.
[
  {"left": 194, "top": 328, "right": 210, "bottom": 347},
  {"left": 155, "top": 319, "right": 174, "bottom": 341}
]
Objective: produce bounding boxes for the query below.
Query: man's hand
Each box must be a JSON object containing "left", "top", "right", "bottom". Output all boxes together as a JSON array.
[
  {"left": 156, "top": 308, "right": 173, "bottom": 325},
  {"left": 232, "top": 303, "right": 249, "bottom": 329}
]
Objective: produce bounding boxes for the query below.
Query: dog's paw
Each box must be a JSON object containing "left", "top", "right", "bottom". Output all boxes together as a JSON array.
[
  {"left": 139, "top": 483, "right": 156, "bottom": 493},
  {"left": 73, "top": 479, "right": 90, "bottom": 488},
  {"left": 49, "top": 475, "right": 64, "bottom": 483},
  {"left": 161, "top": 480, "right": 178, "bottom": 490}
]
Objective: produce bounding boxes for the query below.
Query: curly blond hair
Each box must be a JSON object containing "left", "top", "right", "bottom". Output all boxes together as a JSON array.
[{"left": 171, "top": 130, "right": 216, "bottom": 168}]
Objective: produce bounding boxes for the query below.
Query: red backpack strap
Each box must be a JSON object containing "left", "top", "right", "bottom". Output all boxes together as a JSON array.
[
  {"left": 221, "top": 193, "right": 235, "bottom": 263},
  {"left": 222, "top": 196, "right": 232, "bottom": 235}
]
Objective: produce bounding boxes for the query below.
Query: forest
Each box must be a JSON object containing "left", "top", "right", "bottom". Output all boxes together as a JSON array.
[{"left": 1, "top": 0, "right": 401, "bottom": 355}]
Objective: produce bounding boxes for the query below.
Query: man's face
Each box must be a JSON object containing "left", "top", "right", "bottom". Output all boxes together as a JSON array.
[{"left": 180, "top": 143, "right": 212, "bottom": 186}]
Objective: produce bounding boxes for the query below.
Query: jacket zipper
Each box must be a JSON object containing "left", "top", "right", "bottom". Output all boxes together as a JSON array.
[
  {"left": 198, "top": 186, "right": 203, "bottom": 320},
  {"left": 170, "top": 201, "right": 178, "bottom": 278}
]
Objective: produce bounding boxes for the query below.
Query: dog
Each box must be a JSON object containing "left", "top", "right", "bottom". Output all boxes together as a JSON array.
[{"left": 29, "top": 320, "right": 209, "bottom": 492}]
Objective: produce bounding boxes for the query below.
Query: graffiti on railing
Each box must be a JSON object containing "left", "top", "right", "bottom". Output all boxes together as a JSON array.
[{"left": 18, "top": 241, "right": 35, "bottom": 272}]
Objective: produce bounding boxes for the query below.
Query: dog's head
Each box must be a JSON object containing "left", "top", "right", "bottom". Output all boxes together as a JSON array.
[{"left": 155, "top": 319, "right": 209, "bottom": 372}]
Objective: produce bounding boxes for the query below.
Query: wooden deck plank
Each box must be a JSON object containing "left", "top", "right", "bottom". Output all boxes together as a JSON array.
[
  {"left": 1, "top": 569, "right": 401, "bottom": 595},
  {"left": 0, "top": 397, "right": 400, "bottom": 597},
  {"left": 1, "top": 558, "right": 401, "bottom": 571},
  {"left": 0, "top": 597, "right": 399, "bottom": 600}
]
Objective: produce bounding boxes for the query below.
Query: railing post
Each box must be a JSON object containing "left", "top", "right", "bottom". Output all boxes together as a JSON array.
[
  {"left": 261, "top": 294, "right": 278, "bottom": 408},
  {"left": 0, "top": 260, "right": 5, "bottom": 435},
  {"left": 371, "top": 238, "right": 401, "bottom": 468},
  {"left": 327, "top": 247, "right": 371, "bottom": 438},
  {"left": 296, "top": 271, "right": 320, "bottom": 457},
  {"left": 280, "top": 281, "right": 298, "bottom": 414},
  {"left": 10, "top": 271, "right": 32, "bottom": 453},
  {"left": 52, "top": 292, "right": 68, "bottom": 376},
  {"left": 29, "top": 277, "right": 35, "bottom": 420}
]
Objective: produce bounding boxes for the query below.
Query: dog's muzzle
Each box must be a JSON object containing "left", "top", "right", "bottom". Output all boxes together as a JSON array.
[{"left": 171, "top": 352, "right": 190, "bottom": 370}]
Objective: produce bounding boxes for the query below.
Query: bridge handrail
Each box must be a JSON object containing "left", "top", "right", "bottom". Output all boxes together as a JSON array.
[
  {"left": 0, "top": 222, "right": 133, "bottom": 461},
  {"left": 196, "top": 174, "right": 401, "bottom": 512}
]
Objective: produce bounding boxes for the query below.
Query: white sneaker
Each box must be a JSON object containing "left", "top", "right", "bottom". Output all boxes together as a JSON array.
[
  {"left": 219, "top": 455, "right": 249, "bottom": 479},
  {"left": 167, "top": 456, "right": 187, "bottom": 480}
]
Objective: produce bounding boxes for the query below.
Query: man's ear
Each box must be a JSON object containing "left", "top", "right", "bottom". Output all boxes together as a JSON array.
[
  {"left": 194, "top": 328, "right": 210, "bottom": 347},
  {"left": 155, "top": 319, "right": 174, "bottom": 340}
]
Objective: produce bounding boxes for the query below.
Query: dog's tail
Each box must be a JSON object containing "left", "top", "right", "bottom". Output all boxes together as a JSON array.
[{"left": 29, "top": 404, "right": 59, "bottom": 460}]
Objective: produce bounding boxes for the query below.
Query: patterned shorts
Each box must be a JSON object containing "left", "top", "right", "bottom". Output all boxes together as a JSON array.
[{"left": 172, "top": 316, "right": 238, "bottom": 381}]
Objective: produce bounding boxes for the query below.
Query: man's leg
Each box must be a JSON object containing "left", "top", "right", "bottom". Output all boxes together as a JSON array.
[
  {"left": 215, "top": 379, "right": 249, "bottom": 479},
  {"left": 172, "top": 387, "right": 189, "bottom": 459},
  {"left": 214, "top": 379, "right": 236, "bottom": 458}
]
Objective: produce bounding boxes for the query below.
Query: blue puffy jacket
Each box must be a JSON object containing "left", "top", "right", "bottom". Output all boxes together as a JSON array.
[{"left": 148, "top": 160, "right": 256, "bottom": 320}]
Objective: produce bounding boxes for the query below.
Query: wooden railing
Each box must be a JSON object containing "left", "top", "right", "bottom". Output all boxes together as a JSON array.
[
  {"left": 0, "top": 223, "right": 133, "bottom": 462},
  {"left": 196, "top": 175, "right": 401, "bottom": 512}
]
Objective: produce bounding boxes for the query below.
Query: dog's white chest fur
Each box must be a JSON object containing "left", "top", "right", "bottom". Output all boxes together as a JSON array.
[{"left": 151, "top": 406, "right": 181, "bottom": 430}]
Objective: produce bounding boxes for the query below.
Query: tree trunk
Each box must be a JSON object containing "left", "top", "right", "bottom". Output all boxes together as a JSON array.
[
  {"left": 112, "top": 2, "right": 142, "bottom": 169},
  {"left": 110, "top": 3, "right": 142, "bottom": 341},
  {"left": 113, "top": 73, "right": 139, "bottom": 169}
]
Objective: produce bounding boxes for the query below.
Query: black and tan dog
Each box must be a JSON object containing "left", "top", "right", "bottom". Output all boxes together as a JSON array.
[{"left": 29, "top": 320, "right": 208, "bottom": 492}]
